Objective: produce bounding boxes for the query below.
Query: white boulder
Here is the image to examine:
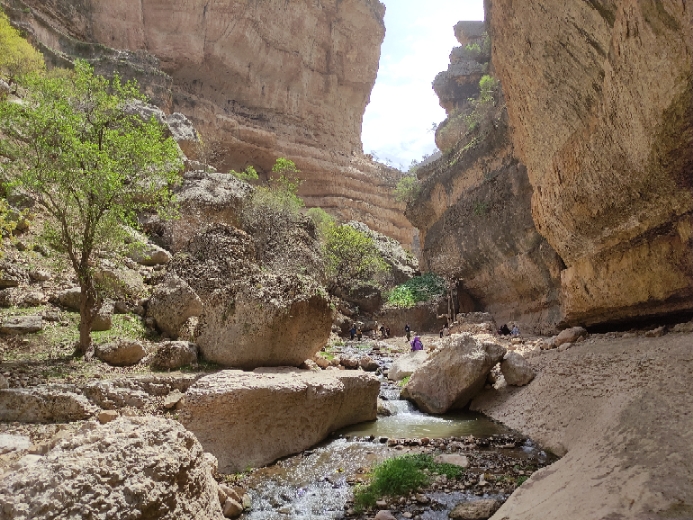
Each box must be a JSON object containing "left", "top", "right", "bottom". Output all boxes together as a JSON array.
[{"left": 500, "top": 351, "right": 536, "bottom": 386}]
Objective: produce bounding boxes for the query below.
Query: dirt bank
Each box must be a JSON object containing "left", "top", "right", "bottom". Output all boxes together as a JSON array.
[{"left": 472, "top": 331, "right": 693, "bottom": 519}]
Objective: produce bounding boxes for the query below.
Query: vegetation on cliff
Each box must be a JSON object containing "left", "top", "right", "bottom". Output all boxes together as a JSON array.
[
  {"left": 0, "top": 10, "right": 44, "bottom": 88},
  {"left": 0, "top": 60, "right": 183, "bottom": 355},
  {"left": 386, "top": 272, "right": 446, "bottom": 308}
]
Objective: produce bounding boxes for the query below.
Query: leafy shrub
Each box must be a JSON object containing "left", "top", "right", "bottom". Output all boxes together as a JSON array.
[
  {"left": 323, "top": 224, "right": 388, "bottom": 291},
  {"left": 306, "top": 207, "right": 335, "bottom": 236},
  {"left": 0, "top": 10, "right": 44, "bottom": 86},
  {"left": 393, "top": 174, "right": 421, "bottom": 204},
  {"left": 386, "top": 273, "right": 446, "bottom": 308},
  {"left": 229, "top": 165, "right": 258, "bottom": 183},
  {"left": 354, "top": 454, "right": 464, "bottom": 510}
]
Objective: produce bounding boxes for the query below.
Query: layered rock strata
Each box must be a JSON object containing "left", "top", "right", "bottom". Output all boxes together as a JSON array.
[
  {"left": 178, "top": 369, "right": 380, "bottom": 472},
  {"left": 3, "top": 0, "right": 416, "bottom": 248},
  {"left": 488, "top": 1, "right": 693, "bottom": 326},
  {"left": 411, "top": 23, "right": 564, "bottom": 333}
]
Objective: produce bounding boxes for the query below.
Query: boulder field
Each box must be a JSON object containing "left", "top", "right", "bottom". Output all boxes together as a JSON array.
[{"left": 178, "top": 369, "right": 380, "bottom": 472}]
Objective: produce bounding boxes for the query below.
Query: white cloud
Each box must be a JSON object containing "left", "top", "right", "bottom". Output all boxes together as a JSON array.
[{"left": 362, "top": 0, "right": 484, "bottom": 170}]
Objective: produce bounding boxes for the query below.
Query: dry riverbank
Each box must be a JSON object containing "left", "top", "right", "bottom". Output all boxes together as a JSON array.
[{"left": 472, "top": 330, "right": 693, "bottom": 520}]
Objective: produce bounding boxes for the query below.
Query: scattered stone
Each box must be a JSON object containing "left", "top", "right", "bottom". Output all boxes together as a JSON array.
[
  {"left": 340, "top": 355, "right": 360, "bottom": 369},
  {"left": 163, "top": 390, "right": 184, "bottom": 410},
  {"left": 434, "top": 454, "right": 469, "bottom": 468},
  {"left": 553, "top": 326, "right": 588, "bottom": 349},
  {"left": 449, "top": 499, "right": 501, "bottom": 520},
  {"left": 93, "top": 266, "right": 146, "bottom": 300},
  {"left": 644, "top": 326, "right": 666, "bottom": 338},
  {"left": 97, "top": 410, "right": 119, "bottom": 424},
  {"left": 150, "top": 341, "right": 198, "bottom": 370},
  {"left": 406, "top": 334, "right": 506, "bottom": 413},
  {"left": 500, "top": 351, "right": 536, "bottom": 386},
  {"left": 0, "top": 315, "right": 43, "bottom": 335},
  {"left": 90, "top": 301, "right": 114, "bottom": 332},
  {"left": 178, "top": 369, "right": 379, "bottom": 472},
  {"left": 0, "top": 417, "right": 224, "bottom": 520},
  {"left": 0, "top": 264, "right": 27, "bottom": 288},
  {"left": 0, "top": 374, "right": 7, "bottom": 390},
  {"left": 28, "top": 269, "right": 51, "bottom": 282},
  {"left": 127, "top": 242, "right": 172, "bottom": 266},
  {"left": 0, "top": 434, "right": 31, "bottom": 454},
  {"left": 18, "top": 290, "right": 47, "bottom": 307},
  {"left": 673, "top": 321, "right": 693, "bottom": 333},
  {"left": 55, "top": 287, "right": 82, "bottom": 310},
  {"left": 222, "top": 497, "right": 244, "bottom": 518},
  {"left": 95, "top": 340, "right": 147, "bottom": 366},
  {"left": 359, "top": 356, "right": 380, "bottom": 372}
]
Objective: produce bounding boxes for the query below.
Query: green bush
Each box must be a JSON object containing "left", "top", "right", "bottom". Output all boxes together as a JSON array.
[
  {"left": 386, "top": 273, "right": 446, "bottom": 308},
  {"left": 354, "top": 454, "right": 464, "bottom": 510},
  {"left": 393, "top": 174, "right": 421, "bottom": 204},
  {"left": 229, "top": 165, "right": 258, "bottom": 183},
  {"left": 323, "top": 223, "right": 388, "bottom": 291}
]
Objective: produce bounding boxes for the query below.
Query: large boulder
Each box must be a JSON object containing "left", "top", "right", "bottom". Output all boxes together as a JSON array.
[
  {"left": 552, "top": 326, "right": 588, "bottom": 349},
  {"left": 0, "top": 386, "right": 97, "bottom": 423},
  {"left": 0, "top": 417, "right": 223, "bottom": 520},
  {"left": 173, "top": 225, "right": 333, "bottom": 369},
  {"left": 95, "top": 340, "right": 148, "bottom": 367},
  {"left": 195, "top": 277, "right": 334, "bottom": 368},
  {"left": 93, "top": 267, "right": 146, "bottom": 300},
  {"left": 90, "top": 301, "right": 114, "bottom": 332},
  {"left": 405, "top": 333, "right": 506, "bottom": 413},
  {"left": 500, "top": 351, "right": 535, "bottom": 386},
  {"left": 148, "top": 275, "right": 203, "bottom": 338},
  {"left": 127, "top": 242, "right": 172, "bottom": 266},
  {"left": 178, "top": 369, "right": 380, "bottom": 472},
  {"left": 150, "top": 341, "right": 198, "bottom": 370},
  {"left": 388, "top": 350, "right": 429, "bottom": 381},
  {"left": 55, "top": 287, "right": 82, "bottom": 310}
]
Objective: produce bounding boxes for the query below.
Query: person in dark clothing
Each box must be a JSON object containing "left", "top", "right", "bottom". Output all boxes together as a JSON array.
[
  {"left": 350, "top": 324, "right": 356, "bottom": 341},
  {"left": 357, "top": 327, "right": 363, "bottom": 341},
  {"left": 405, "top": 323, "right": 411, "bottom": 341},
  {"left": 385, "top": 326, "right": 390, "bottom": 338},
  {"left": 499, "top": 324, "right": 511, "bottom": 336}
]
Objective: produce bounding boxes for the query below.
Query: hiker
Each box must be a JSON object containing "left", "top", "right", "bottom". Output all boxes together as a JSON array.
[
  {"left": 511, "top": 324, "right": 520, "bottom": 336},
  {"left": 385, "top": 326, "right": 390, "bottom": 338},
  {"left": 439, "top": 327, "right": 445, "bottom": 339},
  {"left": 379, "top": 325, "right": 386, "bottom": 338},
  {"left": 405, "top": 323, "right": 411, "bottom": 341},
  {"left": 499, "top": 324, "right": 511, "bottom": 336},
  {"left": 410, "top": 335, "right": 423, "bottom": 351},
  {"left": 357, "top": 327, "right": 363, "bottom": 341},
  {"left": 443, "top": 323, "right": 450, "bottom": 336},
  {"left": 350, "top": 324, "right": 356, "bottom": 341}
]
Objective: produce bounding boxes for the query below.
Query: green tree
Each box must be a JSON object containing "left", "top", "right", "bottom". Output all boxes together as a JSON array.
[
  {"left": 0, "top": 61, "right": 183, "bottom": 355},
  {"left": 323, "top": 223, "right": 388, "bottom": 291},
  {"left": 229, "top": 165, "right": 259, "bottom": 183},
  {"left": 241, "top": 158, "right": 304, "bottom": 264},
  {"left": 394, "top": 174, "right": 421, "bottom": 204},
  {"left": 0, "top": 10, "right": 44, "bottom": 87}
]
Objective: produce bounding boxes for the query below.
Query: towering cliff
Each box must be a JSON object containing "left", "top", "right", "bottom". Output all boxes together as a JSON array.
[
  {"left": 488, "top": 1, "right": 693, "bottom": 326},
  {"left": 2, "top": 0, "right": 415, "bottom": 247},
  {"left": 410, "top": 22, "right": 564, "bottom": 333}
]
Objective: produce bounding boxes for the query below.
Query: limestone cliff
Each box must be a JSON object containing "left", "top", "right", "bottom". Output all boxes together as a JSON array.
[
  {"left": 488, "top": 1, "right": 693, "bottom": 326},
  {"left": 410, "top": 23, "right": 564, "bottom": 333},
  {"left": 2, "top": 0, "right": 415, "bottom": 247}
]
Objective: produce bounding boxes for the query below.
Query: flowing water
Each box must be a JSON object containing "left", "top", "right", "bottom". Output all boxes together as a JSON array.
[{"left": 240, "top": 377, "right": 547, "bottom": 520}]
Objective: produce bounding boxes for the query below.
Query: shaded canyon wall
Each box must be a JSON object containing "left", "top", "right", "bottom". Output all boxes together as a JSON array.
[
  {"left": 410, "top": 22, "right": 564, "bottom": 334},
  {"left": 488, "top": 0, "right": 693, "bottom": 326},
  {"left": 2, "top": 0, "right": 415, "bottom": 247}
]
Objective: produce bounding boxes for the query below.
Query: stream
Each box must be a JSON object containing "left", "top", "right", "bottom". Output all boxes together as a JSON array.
[{"left": 237, "top": 353, "right": 554, "bottom": 520}]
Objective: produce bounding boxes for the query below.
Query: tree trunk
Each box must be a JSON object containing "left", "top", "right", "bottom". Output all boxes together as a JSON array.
[{"left": 76, "top": 269, "right": 99, "bottom": 358}]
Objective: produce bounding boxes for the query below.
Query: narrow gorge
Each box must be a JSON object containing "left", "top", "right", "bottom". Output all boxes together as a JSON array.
[{"left": 0, "top": 1, "right": 691, "bottom": 520}]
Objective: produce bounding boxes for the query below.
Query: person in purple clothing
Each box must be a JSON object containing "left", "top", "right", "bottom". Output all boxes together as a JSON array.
[{"left": 410, "top": 335, "right": 424, "bottom": 351}]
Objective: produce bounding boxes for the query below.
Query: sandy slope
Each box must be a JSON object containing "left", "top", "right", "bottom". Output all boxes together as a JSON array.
[{"left": 471, "top": 331, "right": 693, "bottom": 520}]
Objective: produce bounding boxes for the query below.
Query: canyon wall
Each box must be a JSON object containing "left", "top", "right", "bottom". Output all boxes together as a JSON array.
[
  {"left": 410, "top": 23, "right": 564, "bottom": 334},
  {"left": 2, "top": 0, "right": 415, "bottom": 247},
  {"left": 488, "top": 0, "right": 693, "bottom": 326}
]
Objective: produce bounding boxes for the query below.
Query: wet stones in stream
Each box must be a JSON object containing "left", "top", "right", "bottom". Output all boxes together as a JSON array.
[{"left": 235, "top": 434, "right": 554, "bottom": 520}]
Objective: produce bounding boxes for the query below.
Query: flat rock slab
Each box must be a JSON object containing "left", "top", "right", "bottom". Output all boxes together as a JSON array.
[
  {"left": 0, "top": 316, "right": 43, "bottom": 335},
  {"left": 0, "top": 386, "right": 97, "bottom": 423},
  {"left": 179, "top": 369, "right": 380, "bottom": 472}
]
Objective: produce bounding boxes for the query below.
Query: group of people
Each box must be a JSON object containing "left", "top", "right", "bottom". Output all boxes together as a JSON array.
[
  {"left": 498, "top": 323, "right": 520, "bottom": 336},
  {"left": 349, "top": 323, "right": 391, "bottom": 341}
]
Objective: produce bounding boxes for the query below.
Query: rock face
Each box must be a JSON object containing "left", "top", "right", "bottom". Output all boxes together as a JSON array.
[
  {"left": 409, "top": 23, "right": 564, "bottom": 334},
  {"left": 178, "top": 369, "right": 380, "bottom": 472},
  {"left": 173, "top": 225, "right": 333, "bottom": 369},
  {"left": 9, "top": 0, "right": 416, "bottom": 249},
  {"left": 488, "top": 2, "right": 693, "bottom": 326},
  {"left": 405, "top": 333, "right": 505, "bottom": 413},
  {"left": 0, "top": 417, "right": 223, "bottom": 520}
]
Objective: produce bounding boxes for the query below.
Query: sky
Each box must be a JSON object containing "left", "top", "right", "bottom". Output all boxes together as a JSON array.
[{"left": 361, "top": 0, "right": 485, "bottom": 170}]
